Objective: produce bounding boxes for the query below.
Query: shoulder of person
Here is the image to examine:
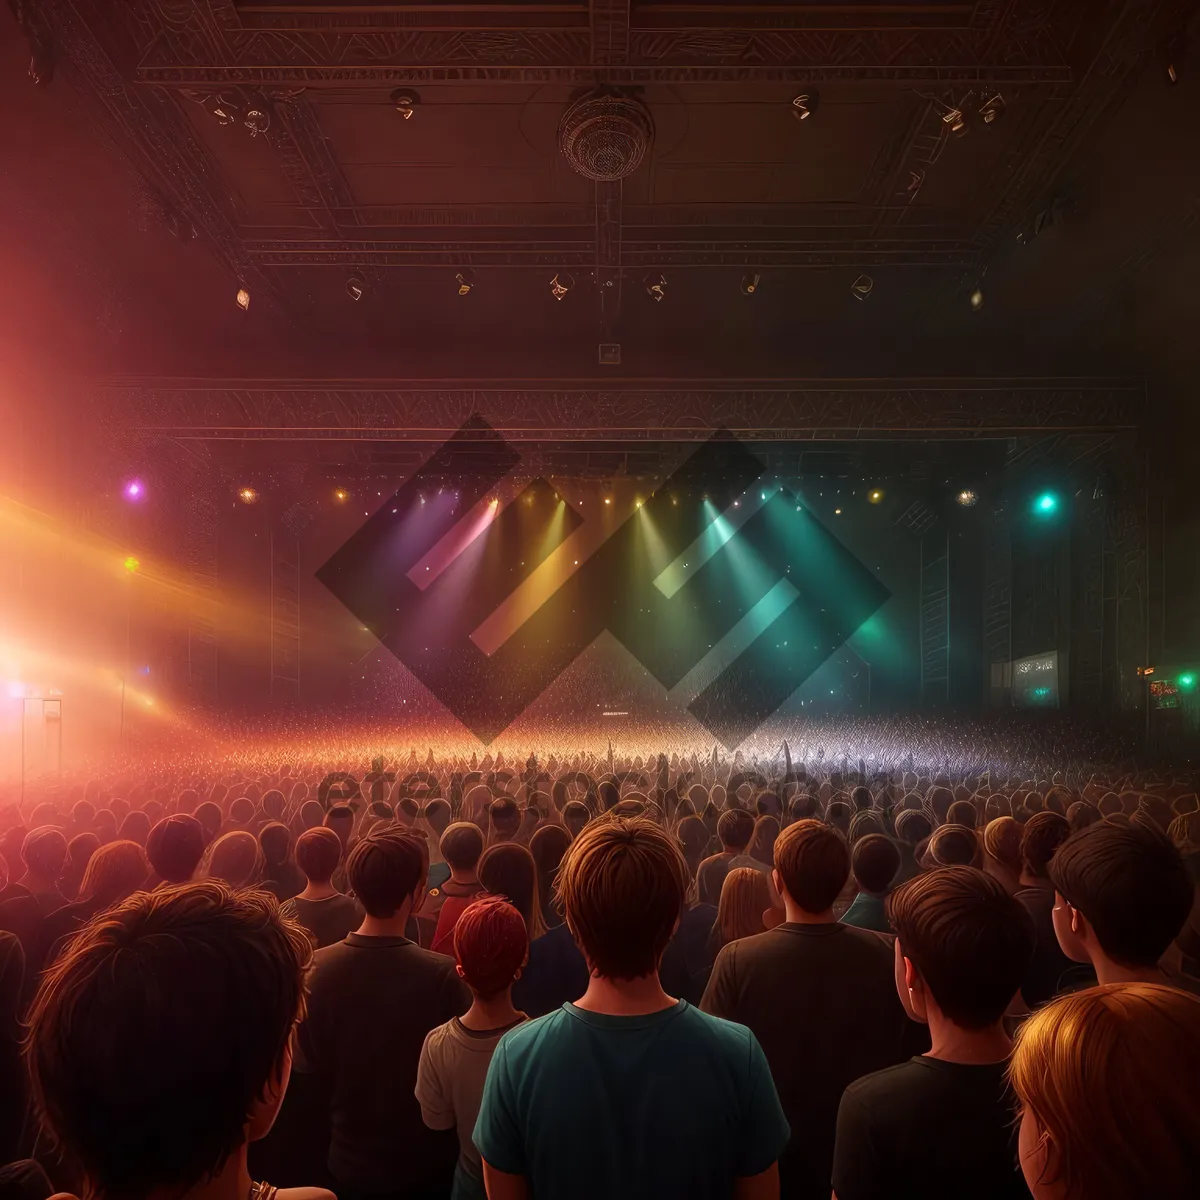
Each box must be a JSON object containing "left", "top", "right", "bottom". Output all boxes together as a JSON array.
[{"left": 842, "top": 1058, "right": 923, "bottom": 1110}]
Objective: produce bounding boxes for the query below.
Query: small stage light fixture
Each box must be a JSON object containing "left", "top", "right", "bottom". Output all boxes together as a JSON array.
[
  {"left": 391, "top": 88, "right": 420, "bottom": 118},
  {"left": 455, "top": 271, "right": 475, "bottom": 296},
  {"left": 123, "top": 555, "right": 140, "bottom": 573},
  {"left": 970, "top": 288, "right": 984, "bottom": 311},
  {"left": 346, "top": 275, "right": 365, "bottom": 301},
  {"left": 236, "top": 286, "right": 251, "bottom": 311},
  {"left": 238, "top": 487, "right": 258, "bottom": 504},
  {"left": 956, "top": 489, "right": 978, "bottom": 507},
  {"left": 979, "top": 94, "right": 1005, "bottom": 124},
  {"left": 1034, "top": 491, "right": 1060, "bottom": 515},
  {"left": 851, "top": 274, "right": 873, "bottom": 301},
  {"left": 644, "top": 273, "right": 667, "bottom": 302},
  {"left": 942, "top": 108, "right": 968, "bottom": 137},
  {"left": 868, "top": 488, "right": 885, "bottom": 504},
  {"left": 740, "top": 273, "right": 761, "bottom": 296},
  {"left": 333, "top": 488, "right": 349, "bottom": 503},
  {"left": 791, "top": 93, "right": 819, "bottom": 122},
  {"left": 550, "top": 272, "right": 574, "bottom": 301},
  {"left": 123, "top": 479, "right": 144, "bottom": 501}
]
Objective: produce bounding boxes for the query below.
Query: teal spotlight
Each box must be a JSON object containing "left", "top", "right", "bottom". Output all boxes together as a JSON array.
[
  {"left": 1179, "top": 672, "right": 1197, "bottom": 691},
  {"left": 1034, "top": 491, "right": 1059, "bottom": 515}
]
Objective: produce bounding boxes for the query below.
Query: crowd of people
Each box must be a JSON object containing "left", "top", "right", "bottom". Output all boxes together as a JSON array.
[{"left": 1, "top": 737, "right": 1199, "bottom": 1199}]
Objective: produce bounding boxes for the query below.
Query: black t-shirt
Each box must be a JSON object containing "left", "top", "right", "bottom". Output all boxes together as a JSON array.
[
  {"left": 833, "top": 1056, "right": 1032, "bottom": 1200},
  {"left": 512, "top": 923, "right": 590, "bottom": 1017},
  {"left": 701, "top": 922, "right": 928, "bottom": 1200},
  {"left": 296, "top": 933, "right": 470, "bottom": 1194}
]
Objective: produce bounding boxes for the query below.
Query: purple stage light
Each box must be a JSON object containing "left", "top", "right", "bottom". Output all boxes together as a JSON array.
[{"left": 124, "top": 479, "right": 145, "bottom": 501}]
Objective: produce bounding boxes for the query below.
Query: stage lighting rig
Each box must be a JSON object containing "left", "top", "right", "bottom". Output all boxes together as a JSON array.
[
  {"left": 455, "top": 271, "right": 475, "bottom": 297},
  {"left": 851, "top": 275, "right": 873, "bottom": 301},
  {"left": 740, "top": 273, "right": 761, "bottom": 296},
  {"left": 550, "top": 273, "right": 574, "bottom": 301},
  {"left": 644, "top": 273, "right": 667, "bottom": 302}
]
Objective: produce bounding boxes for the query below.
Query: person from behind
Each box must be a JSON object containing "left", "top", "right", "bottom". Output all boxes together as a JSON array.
[
  {"left": 295, "top": 825, "right": 470, "bottom": 1200},
  {"left": 1010, "top": 983, "right": 1200, "bottom": 1199},
  {"left": 840, "top": 834, "right": 900, "bottom": 933},
  {"left": 1014, "top": 812, "right": 1075, "bottom": 1008},
  {"left": 146, "top": 814, "right": 206, "bottom": 886},
  {"left": 18, "top": 828, "right": 68, "bottom": 914},
  {"left": 832, "top": 867, "right": 1035, "bottom": 1200},
  {"left": 488, "top": 797, "right": 521, "bottom": 846},
  {"left": 57, "top": 833, "right": 99, "bottom": 902},
  {"left": 38, "top": 840, "right": 149, "bottom": 971},
  {"left": 429, "top": 822, "right": 487, "bottom": 956},
  {"left": 1048, "top": 820, "right": 1195, "bottom": 990},
  {"left": 529, "top": 824, "right": 571, "bottom": 930},
  {"left": 702, "top": 819, "right": 925, "bottom": 1200},
  {"left": 474, "top": 815, "right": 790, "bottom": 1200},
  {"left": 26, "top": 882, "right": 332, "bottom": 1200},
  {"left": 416, "top": 896, "right": 529, "bottom": 1200},
  {"left": 259, "top": 822, "right": 306, "bottom": 902},
  {"left": 561, "top": 800, "right": 589, "bottom": 839},
  {"left": 709, "top": 867, "right": 781, "bottom": 958},
  {"left": 282, "top": 826, "right": 362, "bottom": 950},
  {"left": 981, "top": 817, "right": 1023, "bottom": 895},
  {"left": 696, "top": 808, "right": 756, "bottom": 907},
  {"left": 200, "top": 830, "right": 265, "bottom": 890}
]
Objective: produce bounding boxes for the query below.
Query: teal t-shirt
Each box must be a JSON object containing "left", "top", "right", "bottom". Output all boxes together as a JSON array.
[{"left": 473, "top": 999, "right": 789, "bottom": 1198}]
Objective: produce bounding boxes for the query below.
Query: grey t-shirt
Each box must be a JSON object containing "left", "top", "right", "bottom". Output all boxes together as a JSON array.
[{"left": 415, "top": 1015, "right": 528, "bottom": 1184}]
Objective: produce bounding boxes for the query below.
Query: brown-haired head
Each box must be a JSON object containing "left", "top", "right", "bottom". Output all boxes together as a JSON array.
[
  {"left": 440, "top": 821, "right": 485, "bottom": 874},
  {"left": 347, "top": 826, "right": 428, "bottom": 919},
  {"left": 1010, "top": 983, "right": 1200, "bottom": 1200},
  {"left": 888, "top": 866, "right": 1033, "bottom": 1029},
  {"left": 79, "top": 839, "right": 148, "bottom": 907},
  {"left": 1020, "top": 811, "right": 1070, "bottom": 880},
  {"left": 557, "top": 815, "right": 688, "bottom": 980},
  {"left": 478, "top": 842, "right": 546, "bottom": 940},
  {"left": 199, "top": 831, "right": 264, "bottom": 890},
  {"left": 294, "top": 826, "right": 342, "bottom": 885},
  {"left": 773, "top": 819, "right": 850, "bottom": 915},
  {"left": 26, "top": 882, "right": 312, "bottom": 1200}
]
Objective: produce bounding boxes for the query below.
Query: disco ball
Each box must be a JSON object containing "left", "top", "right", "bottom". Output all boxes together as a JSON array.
[{"left": 558, "top": 92, "right": 654, "bottom": 182}]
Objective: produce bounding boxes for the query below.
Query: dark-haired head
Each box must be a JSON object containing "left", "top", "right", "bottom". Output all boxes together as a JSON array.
[{"left": 27, "top": 883, "right": 311, "bottom": 1200}]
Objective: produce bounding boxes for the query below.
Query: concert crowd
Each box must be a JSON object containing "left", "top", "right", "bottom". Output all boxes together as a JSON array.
[{"left": 1, "top": 723, "right": 1199, "bottom": 1200}]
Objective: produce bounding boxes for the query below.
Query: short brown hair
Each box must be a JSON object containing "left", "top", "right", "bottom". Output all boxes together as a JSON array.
[
  {"left": 716, "top": 808, "right": 755, "bottom": 851},
  {"left": 557, "top": 815, "right": 688, "bottom": 979},
  {"left": 888, "top": 866, "right": 1034, "bottom": 1028},
  {"left": 1048, "top": 821, "right": 1193, "bottom": 967},
  {"left": 347, "top": 826, "right": 428, "bottom": 918},
  {"left": 27, "top": 882, "right": 311, "bottom": 1200},
  {"left": 295, "top": 826, "right": 342, "bottom": 884},
  {"left": 773, "top": 819, "right": 849, "bottom": 914},
  {"left": 440, "top": 821, "right": 484, "bottom": 873},
  {"left": 1010, "top": 984, "right": 1200, "bottom": 1200},
  {"left": 79, "top": 840, "right": 148, "bottom": 906},
  {"left": 1021, "top": 811, "right": 1070, "bottom": 878}
]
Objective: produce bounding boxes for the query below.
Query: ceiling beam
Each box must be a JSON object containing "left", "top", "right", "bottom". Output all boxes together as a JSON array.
[
  {"left": 243, "top": 236, "right": 978, "bottom": 269},
  {"left": 97, "top": 377, "right": 1145, "bottom": 437}
]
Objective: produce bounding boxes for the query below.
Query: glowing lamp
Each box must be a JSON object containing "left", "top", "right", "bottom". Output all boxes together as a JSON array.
[
  {"left": 123, "top": 555, "right": 140, "bottom": 573},
  {"left": 124, "top": 480, "right": 144, "bottom": 501}
]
